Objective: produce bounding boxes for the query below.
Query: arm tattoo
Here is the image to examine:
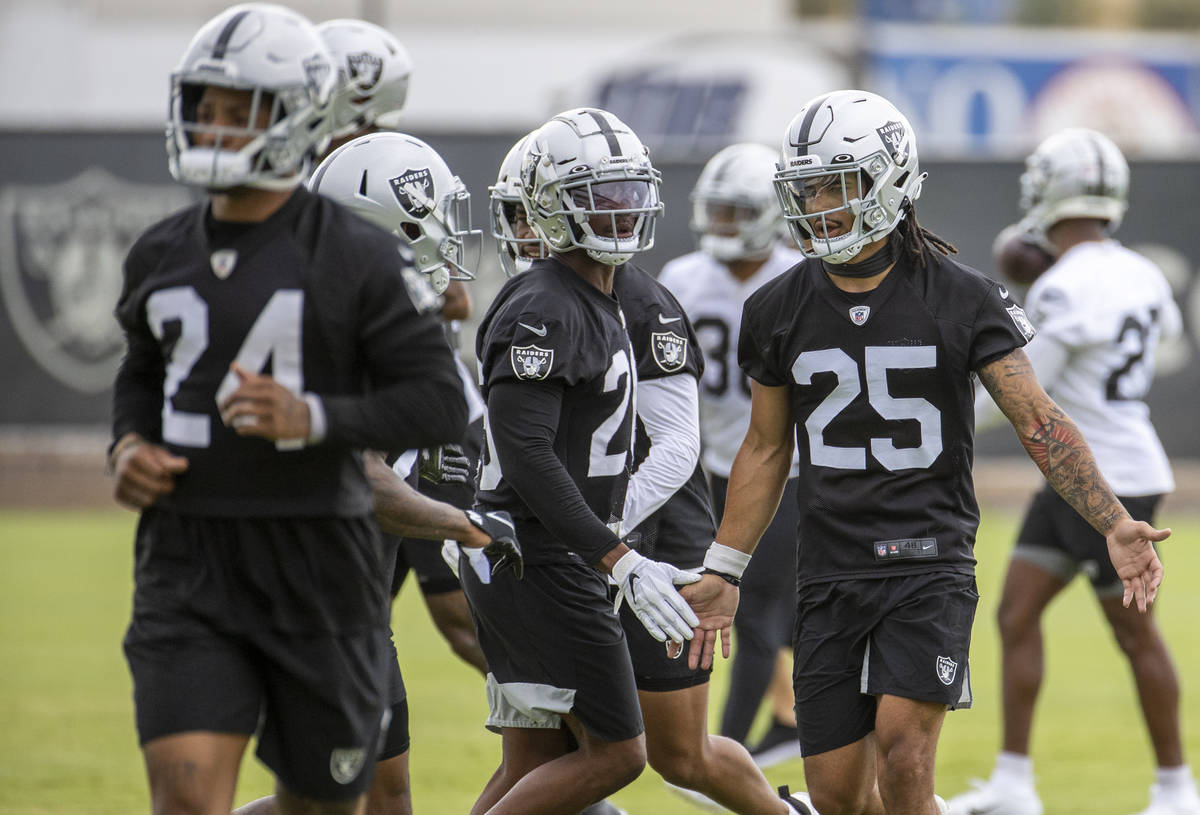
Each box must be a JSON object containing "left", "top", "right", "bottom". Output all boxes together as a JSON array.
[{"left": 978, "top": 349, "right": 1128, "bottom": 534}]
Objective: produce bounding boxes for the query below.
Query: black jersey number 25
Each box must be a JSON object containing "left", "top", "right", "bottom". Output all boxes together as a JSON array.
[
  {"left": 145, "top": 286, "right": 304, "bottom": 449},
  {"left": 791, "top": 345, "right": 943, "bottom": 471}
]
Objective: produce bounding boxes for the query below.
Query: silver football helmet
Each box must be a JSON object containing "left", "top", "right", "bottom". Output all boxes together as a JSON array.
[
  {"left": 488, "top": 133, "right": 546, "bottom": 276},
  {"left": 690, "top": 142, "right": 783, "bottom": 262},
  {"left": 1018, "top": 128, "right": 1129, "bottom": 248},
  {"left": 520, "top": 108, "right": 663, "bottom": 266},
  {"left": 166, "top": 3, "right": 336, "bottom": 191},
  {"left": 317, "top": 19, "right": 413, "bottom": 139},
  {"left": 308, "top": 132, "right": 478, "bottom": 294},
  {"left": 774, "top": 90, "right": 925, "bottom": 264}
]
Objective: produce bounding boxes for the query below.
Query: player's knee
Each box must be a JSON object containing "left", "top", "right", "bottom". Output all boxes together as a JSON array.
[
  {"left": 995, "top": 599, "right": 1034, "bottom": 641},
  {"left": 601, "top": 738, "right": 647, "bottom": 790}
]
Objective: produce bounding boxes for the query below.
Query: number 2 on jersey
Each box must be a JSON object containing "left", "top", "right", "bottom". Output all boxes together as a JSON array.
[
  {"left": 792, "top": 346, "right": 943, "bottom": 471},
  {"left": 145, "top": 286, "right": 304, "bottom": 448}
]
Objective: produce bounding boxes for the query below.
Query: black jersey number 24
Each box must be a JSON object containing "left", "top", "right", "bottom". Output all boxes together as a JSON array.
[
  {"left": 792, "top": 345, "right": 943, "bottom": 472},
  {"left": 146, "top": 286, "right": 304, "bottom": 449}
]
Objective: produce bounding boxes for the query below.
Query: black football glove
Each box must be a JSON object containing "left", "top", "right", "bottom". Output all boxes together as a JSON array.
[
  {"left": 417, "top": 443, "right": 472, "bottom": 485},
  {"left": 465, "top": 509, "right": 524, "bottom": 580}
]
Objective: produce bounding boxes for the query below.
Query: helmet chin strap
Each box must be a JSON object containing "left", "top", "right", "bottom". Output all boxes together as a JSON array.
[{"left": 821, "top": 233, "right": 898, "bottom": 279}]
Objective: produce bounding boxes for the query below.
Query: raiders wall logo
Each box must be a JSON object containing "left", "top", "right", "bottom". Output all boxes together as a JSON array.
[
  {"left": 0, "top": 168, "right": 192, "bottom": 393},
  {"left": 511, "top": 344, "right": 553, "bottom": 380},
  {"left": 389, "top": 168, "right": 434, "bottom": 218},
  {"left": 329, "top": 746, "right": 367, "bottom": 785},
  {"left": 347, "top": 51, "right": 383, "bottom": 90},
  {"left": 651, "top": 330, "right": 687, "bottom": 373},
  {"left": 849, "top": 305, "right": 870, "bottom": 326},
  {"left": 875, "top": 120, "right": 910, "bottom": 166},
  {"left": 936, "top": 655, "right": 958, "bottom": 686},
  {"left": 1006, "top": 304, "right": 1037, "bottom": 341}
]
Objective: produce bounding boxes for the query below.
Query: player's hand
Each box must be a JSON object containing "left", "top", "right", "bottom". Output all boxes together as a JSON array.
[
  {"left": 1106, "top": 517, "right": 1170, "bottom": 612},
  {"left": 463, "top": 509, "right": 523, "bottom": 580},
  {"left": 418, "top": 444, "right": 471, "bottom": 485},
  {"left": 680, "top": 574, "right": 739, "bottom": 670},
  {"left": 611, "top": 550, "right": 701, "bottom": 645},
  {"left": 218, "top": 362, "right": 310, "bottom": 442},
  {"left": 110, "top": 434, "right": 189, "bottom": 510},
  {"left": 441, "top": 540, "right": 462, "bottom": 580}
]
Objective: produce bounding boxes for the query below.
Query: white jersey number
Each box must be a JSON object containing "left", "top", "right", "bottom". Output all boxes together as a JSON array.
[
  {"left": 145, "top": 287, "right": 305, "bottom": 448},
  {"left": 588, "top": 349, "right": 635, "bottom": 477},
  {"left": 791, "top": 345, "right": 943, "bottom": 471}
]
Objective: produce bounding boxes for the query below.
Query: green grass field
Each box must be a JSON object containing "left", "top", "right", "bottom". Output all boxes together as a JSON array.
[{"left": 1, "top": 507, "right": 1197, "bottom": 814}]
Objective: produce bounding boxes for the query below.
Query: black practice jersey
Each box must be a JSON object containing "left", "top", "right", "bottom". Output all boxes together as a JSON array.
[
  {"left": 739, "top": 249, "right": 1032, "bottom": 584},
  {"left": 615, "top": 263, "right": 715, "bottom": 567},
  {"left": 112, "top": 188, "right": 467, "bottom": 517},
  {"left": 475, "top": 258, "right": 636, "bottom": 565}
]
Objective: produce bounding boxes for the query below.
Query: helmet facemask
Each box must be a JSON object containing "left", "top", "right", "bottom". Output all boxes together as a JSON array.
[
  {"left": 394, "top": 174, "right": 478, "bottom": 294},
  {"left": 489, "top": 195, "right": 546, "bottom": 277}
]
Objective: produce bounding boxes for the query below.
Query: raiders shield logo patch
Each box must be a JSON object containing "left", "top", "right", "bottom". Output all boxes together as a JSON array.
[
  {"left": 511, "top": 344, "right": 553, "bottom": 380},
  {"left": 389, "top": 168, "right": 434, "bottom": 218},
  {"left": 651, "top": 330, "right": 687, "bottom": 373},
  {"left": 1006, "top": 304, "right": 1036, "bottom": 341},
  {"left": 936, "top": 655, "right": 958, "bottom": 686},
  {"left": 210, "top": 249, "right": 237, "bottom": 279},
  {"left": 346, "top": 51, "right": 383, "bottom": 90},
  {"left": 875, "top": 120, "right": 910, "bottom": 166},
  {"left": 329, "top": 747, "right": 367, "bottom": 785},
  {"left": 849, "top": 305, "right": 870, "bottom": 326}
]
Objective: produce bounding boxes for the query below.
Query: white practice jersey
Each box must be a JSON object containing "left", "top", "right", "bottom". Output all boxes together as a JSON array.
[
  {"left": 1023, "top": 240, "right": 1180, "bottom": 495},
  {"left": 659, "top": 244, "right": 804, "bottom": 478}
]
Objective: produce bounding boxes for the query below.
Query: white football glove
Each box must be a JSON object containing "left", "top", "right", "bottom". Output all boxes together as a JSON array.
[
  {"left": 611, "top": 550, "right": 701, "bottom": 644},
  {"left": 441, "top": 540, "right": 461, "bottom": 580}
]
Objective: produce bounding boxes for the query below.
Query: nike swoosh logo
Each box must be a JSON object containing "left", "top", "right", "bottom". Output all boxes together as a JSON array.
[
  {"left": 628, "top": 572, "right": 641, "bottom": 604},
  {"left": 998, "top": 284, "right": 1010, "bottom": 299},
  {"left": 518, "top": 322, "right": 547, "bottom": 337},
  {"left": 657, "top": 314, "right": 681, "bottom": 324}
]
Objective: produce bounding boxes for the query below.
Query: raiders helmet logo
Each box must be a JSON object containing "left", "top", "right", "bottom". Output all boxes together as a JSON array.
[
  {"left": 302, "top": 53, "right": 332, "bottom": 95},
  {"left": 875, "top": 120, "right": 910, "bottom": 166},
  {"left": 329, "top": 747, "right": 367, "bottom": 785},
  {"left": 347, "top": 51, "right": 383, "bottom": 90},
  {"left": 511, "top": 344, "right": 553, "bottom": 380},
  {"left": 1006, "top": 304, "right": 1037, "bottom": 341},
  {"left": 389, "top": 168, "right": 434, "bottom": 218},
  {"left": 0, "top": 168, "right": 190, "bottom": 394},
  {"left": 651, "top": 331, "right": 687, "bottom": 373},
  {"left": 849, "top": 305, "right": 870, "bottom": 326},
  {"left": 936, "top": 655, "right": 958, "bottom": 686}
]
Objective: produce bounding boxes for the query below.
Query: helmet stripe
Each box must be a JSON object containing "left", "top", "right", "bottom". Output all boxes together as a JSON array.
[
  {"left": 211, "top": 9, "right": 251, "bottom": 59},
  {"left": 584, "top": 110, "right": 623, "bottom": 157},
  {"left": 1087, "top": 131, "right": 1108, "bottom": 197},
  {"left": 789, "top": 93, "right": 831, "bottom": 154}
]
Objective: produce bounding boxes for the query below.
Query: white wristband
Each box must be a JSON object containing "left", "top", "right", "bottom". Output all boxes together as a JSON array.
[{"left": 703, "top": 541, "right": 751, "bottom": 579}]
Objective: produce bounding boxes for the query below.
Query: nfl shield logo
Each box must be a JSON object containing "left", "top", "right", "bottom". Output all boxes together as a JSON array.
[
  {"left": 389, "top": 168, "right": 434, "bottom": 218},
  {"left": 329, "top": 747, "right": 366, "bottom": 785},
  {"left": 511, "top": 344, "right": 553, "bottom": 380},
  {"left": 210, "top": 249, "right": 237, "bottom": 279},
  {"left": 651, "top": 330, "right": 687, "bottom": 373},
  {"left": 849, "top": 305, "right": 871, "bottom": 326},
  {"left": 1006, "top": 304, "right": 1036, "bottom": 341},
  {"left": 936, "top": 655, "right": 958, "bottom": 686}
]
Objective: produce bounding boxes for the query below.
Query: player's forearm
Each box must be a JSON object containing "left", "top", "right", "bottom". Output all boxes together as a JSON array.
[
  {"left": 980, "top": 350, "right": 1130, "bottom": 535},
  {"left": 366, "top": 454, "right": 481, "bottom": 542},
  {"left": 714, "top": 434, "right": 793, "bottom": 555}
]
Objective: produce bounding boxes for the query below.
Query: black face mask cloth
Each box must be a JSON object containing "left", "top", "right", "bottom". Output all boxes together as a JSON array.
[{"left": 821, "top": 233, "right": 899, "bottom": 279}]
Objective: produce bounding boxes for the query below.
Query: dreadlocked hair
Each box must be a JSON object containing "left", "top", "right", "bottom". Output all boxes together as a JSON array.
[{"left": 898, "top": 202, "right": 956, "bottom": 268}]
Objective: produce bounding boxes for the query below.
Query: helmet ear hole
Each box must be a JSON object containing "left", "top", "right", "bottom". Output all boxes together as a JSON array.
[{"left": 401, "top": 222, "right": 421, "bottom": 242}]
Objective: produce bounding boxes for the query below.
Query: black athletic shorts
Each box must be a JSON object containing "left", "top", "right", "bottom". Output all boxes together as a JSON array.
[
  {"left": 392, "top": 418, "right": 484, "bottom": 597},
  {"left": 123, "top": 508, "right": 392, "bottom": 800},
  {"left": 792, "top": 570, "right": 978, "bottom": 757},
  {"left": 1014, "top": 487, "right": 1162, "bottom": 596},
  {"left": 460, "top": 557, "right": 644, "bottom": 743},
  {"left": 378, "top": 636, "right": 410, "bottom": 759}
]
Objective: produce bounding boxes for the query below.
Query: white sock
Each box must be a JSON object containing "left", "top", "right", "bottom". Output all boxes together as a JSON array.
[
  {"left": 1156, "top": 765, "right": 1198, "bottom": 796},
  {"left": 992, "top": 752, "right": 1035, "bottom": 788}
]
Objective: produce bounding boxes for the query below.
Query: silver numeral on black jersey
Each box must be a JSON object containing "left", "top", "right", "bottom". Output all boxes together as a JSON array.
[{"left": 791, "top": 345, "right": 943, "bottom": 471}]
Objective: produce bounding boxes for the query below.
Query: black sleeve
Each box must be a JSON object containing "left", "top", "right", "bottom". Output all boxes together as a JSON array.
[
  {"left": 969, "top": 278, "right": 1034, "bottom": 371},
  {"left": 321, "top": 247, "right": 468, "bottom": 451},
  {"left": 110, "top": 244, "right": 164, "bottom": 447},
  {"left": 737, "top": 286, "right": 790, "bottom": 387},
  {"left": 487, "top": 379, "right": 621, "bottom": 564}
]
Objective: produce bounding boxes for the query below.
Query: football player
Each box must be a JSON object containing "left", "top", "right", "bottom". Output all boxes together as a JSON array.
[
  {"left": 949, "top": 130, "right": 1198, "bottom": 815},
  {"left": 680, "top": 90, "right": 1169, "bottom": 815},
  {"left": 463, "top": 108, "right": 704, "bottom": 814},
  {"left": 489, "top": 131, "right": 814, "bottom": 815},
  {"left": 659, "top": 142, "right": 806, "bottom": 767},
  {"left": 109, "top": 5, "right": 468, "bottom": 814}
]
